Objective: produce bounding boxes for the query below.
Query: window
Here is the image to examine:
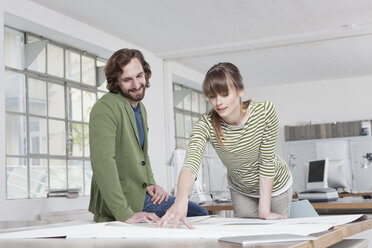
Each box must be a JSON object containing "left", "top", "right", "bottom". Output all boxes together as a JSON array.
[
  {"left": 173, "top": 83, "right": 209, "bottom": 149},
  {"left": 4, "top": 27, "right": 107, "bottom": 199}
]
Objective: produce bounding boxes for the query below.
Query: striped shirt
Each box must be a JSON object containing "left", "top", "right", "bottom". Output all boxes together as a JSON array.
[{"left": 183, "top": 100, "right": 292, "bottom": 197}]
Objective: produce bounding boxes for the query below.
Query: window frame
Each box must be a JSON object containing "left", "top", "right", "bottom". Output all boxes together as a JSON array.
[
  {"left": 4, "top": 26, "right": 107, "bottom": 199},
  {"left": 173, "top": 82, "right": 209, "bottom": 150}
]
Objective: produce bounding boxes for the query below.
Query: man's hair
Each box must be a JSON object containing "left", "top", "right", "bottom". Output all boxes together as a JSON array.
[{"left": 105, "top": 48, "right": 152, "bottom": 93}]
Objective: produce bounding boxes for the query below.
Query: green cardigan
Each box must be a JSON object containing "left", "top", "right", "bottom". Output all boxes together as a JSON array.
[{"left": 88, "top": 92, "right": 156, "bottom": 222}]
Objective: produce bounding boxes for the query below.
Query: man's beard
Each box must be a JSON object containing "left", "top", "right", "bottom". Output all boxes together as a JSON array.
[{"left": 120, "top": 85, "right": 146, "bottom": 102}]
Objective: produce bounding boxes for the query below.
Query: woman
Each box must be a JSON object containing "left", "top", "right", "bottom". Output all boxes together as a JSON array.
[{"left": 157, "top": 62, "right": 292, "bottom": 229}]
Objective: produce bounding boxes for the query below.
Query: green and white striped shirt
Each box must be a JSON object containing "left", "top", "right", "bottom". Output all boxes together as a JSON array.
[{"left": 183, "top": 100, "right": 292, "bottom": 197}]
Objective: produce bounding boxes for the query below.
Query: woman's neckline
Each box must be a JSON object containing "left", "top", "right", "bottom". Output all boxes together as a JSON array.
[{"left": 222, "top": 104, "right": 251, "bottom": 128}]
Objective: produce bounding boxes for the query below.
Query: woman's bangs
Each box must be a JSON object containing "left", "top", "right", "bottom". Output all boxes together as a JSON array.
[{"left": 203, "top": 72, "right": 229, "bottom": 97}]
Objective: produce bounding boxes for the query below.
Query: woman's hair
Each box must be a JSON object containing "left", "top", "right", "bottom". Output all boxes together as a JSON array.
[
  {"left": 105, "top": 48, "right": 152, "bottom": 93},
  {"left": 203, "top": 62, "right": 250, "bottom": 148}
]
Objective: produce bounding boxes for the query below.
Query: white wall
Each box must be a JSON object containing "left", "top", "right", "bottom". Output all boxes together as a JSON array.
[
  {"left": 0, "top": 0, "right": 6, "bottom": 220},
  {"left": 247, "top": 75, "right": 372, "bottom": 155},
  {"left": 0, "top": 0, "right": 202, "bottom": 220}
]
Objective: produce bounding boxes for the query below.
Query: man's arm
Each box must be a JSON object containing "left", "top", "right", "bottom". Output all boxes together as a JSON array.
[{"left": 90, "top": 103, "right": 134, "bottom": 221}]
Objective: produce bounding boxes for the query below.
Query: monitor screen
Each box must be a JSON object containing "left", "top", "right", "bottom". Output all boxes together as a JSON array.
[
  {"left": 308, "top": 160, "right": 325, "bottom": 182},
  {"left": 306, "top": 159, "right": 329, "bottom": 189}
]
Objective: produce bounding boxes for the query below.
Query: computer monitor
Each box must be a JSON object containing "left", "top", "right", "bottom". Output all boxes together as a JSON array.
[{"left": 306, "top": 159, "right": 329, "bottom": 189}]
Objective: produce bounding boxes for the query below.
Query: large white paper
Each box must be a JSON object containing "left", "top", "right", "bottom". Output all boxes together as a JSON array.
[{"left": 0, "top": 214, "right": 365, "bottom": 239}]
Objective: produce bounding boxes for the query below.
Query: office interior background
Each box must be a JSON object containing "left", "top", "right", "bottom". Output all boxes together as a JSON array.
[{"left": 1, "top": 0, "right": 372, "bottom": 221}]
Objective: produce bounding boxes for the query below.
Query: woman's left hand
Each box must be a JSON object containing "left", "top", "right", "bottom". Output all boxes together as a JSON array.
[{"left": 260, "top": 211, "right": 285, "bottom": 220}]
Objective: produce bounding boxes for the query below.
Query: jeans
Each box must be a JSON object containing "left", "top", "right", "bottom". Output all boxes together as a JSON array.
[{"left": 142, "top": 193, "right": 208, "bottom": 218}]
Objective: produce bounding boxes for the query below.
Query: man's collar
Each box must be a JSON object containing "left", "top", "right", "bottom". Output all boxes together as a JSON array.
[{"left": 131, "top": 104, "right": 140, "bottom": 111}]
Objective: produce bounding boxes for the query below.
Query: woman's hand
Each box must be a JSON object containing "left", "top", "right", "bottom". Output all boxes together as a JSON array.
[
  {"left": 258, "top": 176, "right": 287, "bottom": 220},
  {"left": 259, "top": 211, "right": 285, "bottom": 220},
  {"left": 156, "top": 169, "right": 197, "bottom": 229},
  {"left": 156, "top": 198, "right": 194, "bottom": 229}
]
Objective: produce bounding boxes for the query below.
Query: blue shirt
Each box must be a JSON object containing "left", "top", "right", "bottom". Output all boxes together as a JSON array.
[{"left": 132, "top": 105, "right": 144, "bottom": 149}]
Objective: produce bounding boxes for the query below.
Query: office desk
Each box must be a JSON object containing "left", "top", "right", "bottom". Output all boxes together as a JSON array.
[
  {"left": 202, "top": 202, "right": 234, "bottom": 212},
  {"left": 0, "top": 218, "right": 371, "bottom": 248},
  {"left": 312, "top": 197, "right": 372, "bottom": 215},
  {"left": 203, "top": 196, "right": 372, "bottom": 215}
]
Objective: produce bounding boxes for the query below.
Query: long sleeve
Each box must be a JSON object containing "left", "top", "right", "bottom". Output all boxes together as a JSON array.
[
  {"left": 182, "top": 116, "right": 210, "bottom": 176},
  {"left": 89, "top": 102, "right": 134, "bottom": 221},
  {"left": 258, "top": 101, "right": 279, "bottom": 178}
]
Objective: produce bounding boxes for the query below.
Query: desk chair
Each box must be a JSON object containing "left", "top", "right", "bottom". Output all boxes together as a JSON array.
[{"left": 290, "top": 200, "right": 319, "bottom": 218}]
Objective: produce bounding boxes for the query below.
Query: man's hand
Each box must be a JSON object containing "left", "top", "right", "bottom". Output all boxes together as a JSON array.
[
  {"left": 146, "top": 185, "right": 169, "bottom": 205},
  {"left": 125, "top": 212, "right": 160, "bottom": 224},
  {"left": 156, "top": 198, "right": 194, "bottom": 229}
]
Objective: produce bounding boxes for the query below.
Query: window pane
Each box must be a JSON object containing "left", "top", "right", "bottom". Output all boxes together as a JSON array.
[
  {"left": 6, "top": 114, "right": 27, "bottom": 155},
  {"left": 28, "top": 78, "right": 46, "bottom": 116},
  {"left": 173, "top": 87, "right": 183, "bottom": 108},
  {"left": 68, "top": 88, "right": 82, "bottom": 121},
  {"left": 49, "top": 159, "right": 66, "bottom": 189},
  {"left": 48, "top": 83, "right": 65, "bottom": 119},
  {"left": 29, "top": 117, "right": 48, "bottom": 154},
  {"left": 173, "top": 84, "right": 182, "bottom": 91},
  {"left": 97, "top": 59, "right": 107, "bottom": 91},
  {"left": 68, "top": 160, "right": 83, "bottom": 190},
  {"left": 47, "top": 44, "right": 64, "bottom": 77},
  {"left": 183, "top": 91, "right": 191, "bottom": 111},
  {"left": 5, "top": 71, "right": 26, "bottom": 113},
  {"left": 175, "top": 112, "right": 184, "bottom": 137},
  {"left": 68, "top": 122, "right": 83, "bottom": 157},
  {"left": 66, "top": 50, "right": 81, "bottom": 82},
  {"left": 49, "top": 119, "right": 66, "bottom": 156},
  {"left": 191, "top": 91, "right": 199, "bottom": 113},
  {"left": 84, "top": 160, "right": 92, "bottom": 195},
  {"left": 6, "top": 157, "right": 28, "bottom": 199},
  {"left": 97, "top": 91, "right": 106, "bottom": 99},
  {"left": 82, "top": 91, "right": 96, "bottom": 122},
  {"left": 82, "top": 55, "right": 95, "bottom": 86},
  {"left": 184, "top": 115, "right": 192, "bottom": 138},
  {"left": 84, "top": 124, "right": 90, "bottom": 157},
  {"left": 192, "top": 116, "right": 199, "bottom": 127},
  {"left": 27, "top": 35, "right": 46, "bottom": 73},
  {"left": 199, "top": 93, "right": 207, "bottom": 114},
  {"left": 30, "top": 158, "right": 48, "bottom": 198},
  {"left": 4, "top": 27, "right": 24, "bottom": 69}
]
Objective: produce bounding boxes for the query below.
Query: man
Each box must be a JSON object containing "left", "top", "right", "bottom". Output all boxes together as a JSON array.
[{"left": 89, "top": 48, "right": 208, "bottom": 223}]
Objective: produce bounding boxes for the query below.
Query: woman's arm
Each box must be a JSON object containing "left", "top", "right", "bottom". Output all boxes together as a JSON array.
[
  {"left": 157, "top": 115, "right": 210, "bottom": 228},
  {"left": 156, "top": 168, "right": 196, "bottom": 228},
  {"left": 258, "top": 176, "right": 284, "bottom": 220}
]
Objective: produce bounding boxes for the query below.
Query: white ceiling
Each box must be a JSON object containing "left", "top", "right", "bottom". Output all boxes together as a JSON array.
[{"left": 29, "top": 0, "right": 372, "bottom": 88}]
